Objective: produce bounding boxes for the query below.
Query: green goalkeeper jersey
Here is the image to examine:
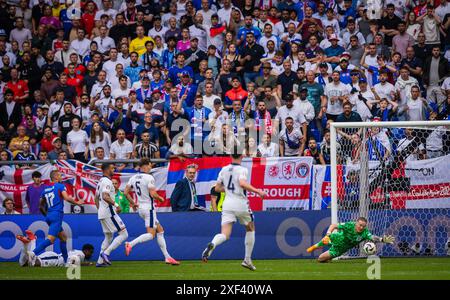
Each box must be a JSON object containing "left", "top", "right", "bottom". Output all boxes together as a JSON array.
[{"left": 331, "top": 221, "right": 373, "bottom": 250}]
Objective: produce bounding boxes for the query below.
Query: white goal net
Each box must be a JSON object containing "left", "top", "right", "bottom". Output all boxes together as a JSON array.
[{"left": 330, "top": 121, "right": 450, "bottom": 257}]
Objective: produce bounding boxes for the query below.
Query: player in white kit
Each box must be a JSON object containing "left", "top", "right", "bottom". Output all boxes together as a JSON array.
[
  {"left": 201, "top": 152, "right": 267, "bottom": 270},
  {"left": 123, "top": 158, "right": 180, "bottom": 265},
  {"left": 16, "top": 230, "right": 94, "bottom": 267},
  {"left": 95, "top": 163, "right": 130, "bottom": 267}
]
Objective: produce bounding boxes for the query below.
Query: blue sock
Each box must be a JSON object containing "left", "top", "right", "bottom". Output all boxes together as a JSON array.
[
  {"left": 33, "top": 239, "right": 52, "bottom": 255},
  {"left": 60, "top": 241, "right": 68, "bottom": 262}
]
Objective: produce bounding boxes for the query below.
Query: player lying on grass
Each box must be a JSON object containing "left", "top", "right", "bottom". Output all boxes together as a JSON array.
[
  {"left": 16, "top": 230, "right": 94, "bottom": 267},
  {"left": 202, "top": 151, "right": 267, "bottom": 271},
  {"left": 123, "top": 158, "right": 180, "bottom": 265},
  {"left": 307, "top": 217, "right": 395, "bottom": 262}
]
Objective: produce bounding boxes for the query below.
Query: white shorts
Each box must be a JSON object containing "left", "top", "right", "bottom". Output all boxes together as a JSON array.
[
  {"left": 100, "top": 214, "right": 126, "bottom": 233},
  {"left": 138, "top": 208, "right": 159, "bottom": 228},
  {"left": 221, "top": 210, "right": 254, "bottom": 226},
  {"left": 37, "top": 251, "right": 65, "bottom": 267}
]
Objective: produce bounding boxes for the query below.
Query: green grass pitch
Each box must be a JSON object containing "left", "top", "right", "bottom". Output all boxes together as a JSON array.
[{"left": 1, "top": 258, "right": 450, "bottom": 280}]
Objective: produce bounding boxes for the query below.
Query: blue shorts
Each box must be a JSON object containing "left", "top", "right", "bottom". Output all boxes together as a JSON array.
[{"left": 46, "top": 212, "right": 64, "bottom": 237}]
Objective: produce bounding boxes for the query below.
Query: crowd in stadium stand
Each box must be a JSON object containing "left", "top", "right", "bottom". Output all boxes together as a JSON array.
[{"left": 0, "top": 0, "right": 450, "bottom": 172}]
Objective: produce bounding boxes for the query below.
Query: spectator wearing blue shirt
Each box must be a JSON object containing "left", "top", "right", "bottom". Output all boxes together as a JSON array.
[
  {"left": 338, "top": 0, "right": 357, "bottom": 28},
  {"left": 324, "top": 34, "right": 345, "bottom": 68},
  {"left": 175, "top": 71, "right": 198, "bottom": 107},
  {"left": 134, "top": 111, "right": 160, "bottom": 146},
  {"left": 164, "top": 86, "right": 189, "bottom": 113},
  {"left": 162, "top": 36, "right": 178, "bottom": 70},
  {"left": 124, "top": 52, "right": 144, "bottom": 85},
  {"left": 335, "top": 58, "right": 355, "bottom": 85},
  {"left": 150, "top": 69, "right": 165, "bottom": 92},
  {"left": 136, "top": 76, "right": 152, "bottom": 103},
  {"left": 277, "top": 1, "right": 303, "bottom": 21},
  {"left": 237, "top": 15, "right": 262, "bottom": 48},
  {"left": 108, "top": 97, "right": 133, "bottom": 140},
  {"left": 187, "top": 95, "right": 212, "bottom": 147},
  {"left": 168, "top": 53, "right": 194, "bottom": 85},
  {"left": 139, "top": 40, "right": 162, "bottom": 71}
]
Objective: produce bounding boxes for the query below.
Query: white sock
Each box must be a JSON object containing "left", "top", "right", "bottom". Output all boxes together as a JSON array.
[
  {"left": 157, "top": 232, "right": 170, "bottom": 259},
  {"left": 19, "top": 245, "right": 28, "bottom": 266},
  {"left": 245, "top": 231, "right": 255, "bottom": 261},
  {"left": 130, "top": 233, "right": 153, "bottom": 247},
  {"left": 104, "top": 230, "right": 128, "bottom": 255},
  {"left": 211, "top": 233, "right": 227, "bottom": 249},
  {"left": 97, "top": 233, "right": 113, "bottom": 264},
  {"left": 29, "top": 239, "right": 36, "bottom": 252}
]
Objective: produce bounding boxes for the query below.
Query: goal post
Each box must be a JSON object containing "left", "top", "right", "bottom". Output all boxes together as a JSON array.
[{"left": 330, "top": 120, "right": 450, "bottom": 257}]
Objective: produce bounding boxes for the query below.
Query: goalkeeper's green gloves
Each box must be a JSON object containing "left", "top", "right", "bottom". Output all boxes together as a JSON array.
[{"left": 381, "top": 235, "right": 395, "bottom": 244}]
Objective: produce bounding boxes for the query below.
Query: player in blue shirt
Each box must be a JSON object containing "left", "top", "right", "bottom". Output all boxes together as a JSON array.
[{"left": 33, "top": 170, "right": 80, "bottom": 263}]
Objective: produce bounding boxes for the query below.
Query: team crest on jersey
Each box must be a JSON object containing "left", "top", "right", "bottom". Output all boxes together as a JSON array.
[
  {"left": 296, "top": 163, "right": 309, "bottom": 178},
  {"left": 282, "top": 161, "right": 296, "bottom": 180}
]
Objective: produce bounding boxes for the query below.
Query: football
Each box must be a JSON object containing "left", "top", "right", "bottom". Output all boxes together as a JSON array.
[{"left": 363, "top": 242, "right": 377, "bottom": 255}]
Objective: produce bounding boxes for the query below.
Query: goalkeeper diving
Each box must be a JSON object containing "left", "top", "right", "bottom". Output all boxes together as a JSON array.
[{"left": 307, "top": 217, "right": 395, "bottom": 262}]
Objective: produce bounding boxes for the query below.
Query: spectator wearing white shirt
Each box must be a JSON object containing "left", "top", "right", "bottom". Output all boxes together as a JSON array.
[
  {"left": 162, "top": 2, "right": 181, "bottom": 27},
  {"left": 279, "top": 117, "right": 305, "bottom": 157},
  {"left": 202, "top": 82, "right": 220, "bottom": 111},
  {"left": 217, "top": 0, "right": 239, "bottom": 25},
  {"left": 349, "top": 78, "right": 376, "bottom": 122},
  {"left": 67, "top": 118, "right": 89, "bottom": 162},
  {"left": 373, "top": 71, "right": 395, "bottom": 101},
  {"left": 425, "top": 124, "right": 446, "bottom": 159},
  {"left": 258, "top": 23, "right": 280, "bottom": 53},
  {"left": 148, "top": 15, "right": 168, "bottom": 42},
  {"left": 189, "top": 13, "right": 208, "bottom": 52},
  {"left": 275, "top": 9, "right": 299, "bottom": 35},
  {"left": 257, "top": 134, "right": 279, "bottom": 157},
  {"left": 340, "top": 18, "right": 366, "bottom": 48},
  {"left": 90, "top": 70, "right": 112, "bottom": 102},
  {"left": 70, "top": 28, "right": 91, "bottom": 59},
  {"left": 323, "top": 71, "right": 352, "bottom": 121},
  {"left": 436, "top": 0, "right": 450, "bottom": 22},
  {"left": 93, "top": 25, "right": 116, "bottom": 54},
  {"left": 208, "top": 98, "right": 228, "bottom": 139},
  {"left": 294, "top": 87, "right": 316, "bottom": 125},
  {"left": 322, "top": 8, "right": 341, "bottom": 35},
  {"left": 167, "top": 136, "right": 194, "bottom": 158},
  {"left": 75, "top": 94, "right": 93, "bottom": 128},
  {"left": 2, "top": 198, "right": 20, "bottom": 215},
  {"left": 197, "top": 0, "right": 216, "bottom": 27},
  {"left": 94, "top": 0, "right": 117, "bottom": 28},
  {"left": 110, "top": 129, "right": 133, "bottom": 171},
  {"left": 395, "top": 66, "right": 419, "bottom": 109},
  {"left": 405, "top": 85, "right": 430, "bottom": 121},
  {"left": 275, "top": 93, "right": 308, "bottom": 137},
  {"left": 54, "top": 40, "right": 78, "bottom": 67},
  {"left": 109, "top": 64, "right": 131, "bottom": 90},
  {"left": 112, "top": 75, "right": 131, "bottom": 99}
]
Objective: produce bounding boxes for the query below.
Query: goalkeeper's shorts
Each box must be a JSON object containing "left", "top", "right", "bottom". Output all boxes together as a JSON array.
[{"left": 328, "top": 245, "right": 347, "bottom": 258}]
